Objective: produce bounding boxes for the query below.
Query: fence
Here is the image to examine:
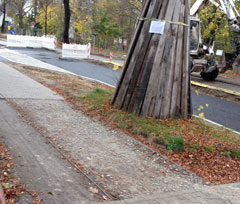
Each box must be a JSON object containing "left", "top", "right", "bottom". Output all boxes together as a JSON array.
[
  {"left": 7, "top": 35, "right": 57, "bottom": 50},
  {"left": 62, "top": 43, "right": 91, "bottom": 59}
]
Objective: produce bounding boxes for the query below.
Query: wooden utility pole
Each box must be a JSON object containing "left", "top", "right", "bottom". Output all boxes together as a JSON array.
[{"left": 112, "top": 0, "right": 192, "bottom": 119}]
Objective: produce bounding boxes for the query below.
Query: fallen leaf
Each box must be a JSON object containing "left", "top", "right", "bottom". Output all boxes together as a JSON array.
[
  {"left": 2, "top": 183, "right": 9, "bottom": 189},
  {"left": 89, "top": 187, "right": 99, "bottom": 194},
  {"left": 102, "top": 195, "right": 108, "bottom": 200}
]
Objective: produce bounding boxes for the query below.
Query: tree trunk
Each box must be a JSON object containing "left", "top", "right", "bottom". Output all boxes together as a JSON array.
[
  {"left": 1, "top": 0, "right": 6, "bottom": 33},
  {"left": 33, "top": 0, "right": 38, "bottom": 22},
  {"left": 63, "top": 0, "right": 71, "bottom": 44},
  {"left": 44, "top": 5, "right": 48, "bottom": 34},
  {"left": 19, "top": 13, "right": 24, "bottom": 29},
  {"left": 112, "top": 0, "right": 192, "bottom": 119},
  {"left": 232, "top": 54, "right": 240, "bottom": 73}
]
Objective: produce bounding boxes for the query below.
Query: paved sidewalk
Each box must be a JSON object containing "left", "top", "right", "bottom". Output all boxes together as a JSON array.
[
  {"left": 0, "top": 62, "right": 99, "bottom": 203},
  {"left": 100, "top": 190, "right": 232, "bottom": 204},
  {"left": 0, "top": 61, "right": 63, "bottom": 100},
  {"left": 0, "top": 48, "right": 74, "bottom": 75},
  {"left": 92, "top": 182, "right": 240, "bottom": 204}
]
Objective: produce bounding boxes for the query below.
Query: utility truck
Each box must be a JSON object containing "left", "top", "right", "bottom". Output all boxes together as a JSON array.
[{"left": 190, "top": 0, "right": 240, "bottom": 80}]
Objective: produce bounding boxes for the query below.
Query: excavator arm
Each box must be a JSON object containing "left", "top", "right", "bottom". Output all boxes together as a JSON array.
[
  {"left": 190, "top": 0, "right": 240, "bottom": 77},
  {"left": 191, "top": 0, "right": 240, "bottom": 33}
]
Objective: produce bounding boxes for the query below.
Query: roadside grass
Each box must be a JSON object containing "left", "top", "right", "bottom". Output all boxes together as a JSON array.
[
  {"left": 83, "top": 88, "right": 240, "bottom": 157},
  {"left": 85, "top": 88, "right": 113, "bottom": 112},
  {"left": 9, "top": 63, "right": 240, "bottom": 185},
  {"left": 84, "top": 88, "right": 186, "bottom": 152}
]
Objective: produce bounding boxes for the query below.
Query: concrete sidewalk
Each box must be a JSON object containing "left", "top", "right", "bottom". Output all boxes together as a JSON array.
[
  {"left": 0, "top": 62, "right": 239, "bottom": 204},
  {"left": 0, "top": 61, "right": 63, "bottom": 100},
  {"left": 93, "top": 184, "right": 240, "bottom": 204},
  {"left": 0, "top": 62, "right": 99, "bottom": 203}
]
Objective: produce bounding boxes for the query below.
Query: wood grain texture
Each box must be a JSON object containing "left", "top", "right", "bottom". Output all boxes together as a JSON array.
[{"left": 112, "top": 0, "right": 192, "bottom": 119}]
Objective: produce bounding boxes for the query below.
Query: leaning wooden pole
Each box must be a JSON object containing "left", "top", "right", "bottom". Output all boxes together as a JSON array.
[{"left": 112, "top": 0, "right": 192, "bottom": 119}]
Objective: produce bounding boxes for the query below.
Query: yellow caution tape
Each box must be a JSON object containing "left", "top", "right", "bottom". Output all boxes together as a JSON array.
[
  {"left": 139, "top": 18, "right": 189, "bottom": 27},
  {"left": 191, "top": 81, "right": 240, "bottom": 96}
]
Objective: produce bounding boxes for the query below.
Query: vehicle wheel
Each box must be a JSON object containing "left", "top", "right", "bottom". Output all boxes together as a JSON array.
[{"left": 200, "top": 68, "right": 219, "bottom": 81}]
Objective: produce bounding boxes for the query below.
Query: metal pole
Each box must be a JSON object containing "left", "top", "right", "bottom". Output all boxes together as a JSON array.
[{"left": 93, "top": 34, "right": 96, "bottom": 54}]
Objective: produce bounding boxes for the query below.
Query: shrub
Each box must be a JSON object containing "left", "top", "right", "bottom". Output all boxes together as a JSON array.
[{"left": 166, "top": 137, "right": 185, "bottom": 152}]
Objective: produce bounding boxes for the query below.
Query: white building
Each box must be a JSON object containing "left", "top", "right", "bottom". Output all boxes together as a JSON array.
[{"left": 0, "top": 11, "right": 12, "bottom": 28}]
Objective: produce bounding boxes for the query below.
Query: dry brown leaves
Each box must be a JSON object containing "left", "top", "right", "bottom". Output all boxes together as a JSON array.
[
  {"left": 10, "top": 63, "right": 240, "bottom": 186},
  {"left": 0, "top": 141, "right": 43, "bottom": 204},
  {"left": 169, "top": 149, "right": 240, "bottom": 184},
  {"left": 219, "top": 70, "right": 240, "bottom": 82},
  {"left": 0, "top": 141, "right": 26, "bottom": 203},
  {"left": 168, "top": 119, "right": 240, "bottom": 184}
]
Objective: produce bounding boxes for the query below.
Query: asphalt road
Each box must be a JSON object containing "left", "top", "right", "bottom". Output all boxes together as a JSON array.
[
  {"left": 5, "top": 48, "right": 240, "bottom": 132},
  {"left": 9, "top": 48, "right": 120, "bottom": 86}
]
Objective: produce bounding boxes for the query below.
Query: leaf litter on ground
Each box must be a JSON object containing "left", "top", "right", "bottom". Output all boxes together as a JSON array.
[
  {"left": 8, "top": 62, "right": 240, "bottom": 186},
  {"left": 0, "top": 140, "right": 43, "bottom": 203}
]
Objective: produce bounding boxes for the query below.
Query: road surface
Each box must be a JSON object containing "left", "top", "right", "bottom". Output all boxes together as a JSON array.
[{"left": 2, "top": 47, "right": 240, "bottom": 132}]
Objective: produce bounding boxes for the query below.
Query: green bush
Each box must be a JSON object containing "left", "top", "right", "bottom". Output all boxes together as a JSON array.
[{"left": 166, "top": 137, "right": 185, "bottom": 152}]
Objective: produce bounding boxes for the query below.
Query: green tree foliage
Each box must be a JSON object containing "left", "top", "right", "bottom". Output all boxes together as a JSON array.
[
  {"left": 69, "top": 0, "right": 143, "bottom": 49},
  {"left": 199, "top": 3, "right": 234, "bottom": 52},
  {"left": 191, "top": 0, "right": 240, "bottom": 53},
  {"left": 37, "top": 2, "right": 63, "bottom": 37},
  {"left": 92, "top": 10, "right": 120, "bottom": 48}
]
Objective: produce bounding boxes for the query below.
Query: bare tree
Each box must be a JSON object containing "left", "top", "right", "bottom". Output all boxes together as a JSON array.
[
  {"left": 32, "top": 0, "right": 39, "bottom": 22},
  {"left": 39, "top": 0, "right": 53, "bottom": 34},
  {"left": 63, "top": 0, "right": 70, "bottom": 43},
  {"left": 10, "top": 0, "right": 32, "bottom": 29}
]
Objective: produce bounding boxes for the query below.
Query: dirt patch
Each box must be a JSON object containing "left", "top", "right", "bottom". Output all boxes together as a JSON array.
[
  {"left": 6, "top": 62, "right": 112, "bottom": 97},
  {"left": 7, "top": 62, "right": 240, "bottom": 187},
  {"left": 219, "top": 70, "right": 240, "bottom": 83},
  {"left": 83, "top": 59, "right": 123, "bottom": 71}
]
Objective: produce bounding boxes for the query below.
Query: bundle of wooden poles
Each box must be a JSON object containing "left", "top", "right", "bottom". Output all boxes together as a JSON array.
[{"left": 112, "top": 0, "right": 192, "bottom": 119}]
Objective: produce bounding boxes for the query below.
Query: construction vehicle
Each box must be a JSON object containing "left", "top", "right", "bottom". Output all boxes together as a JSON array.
[{"left": 190, "top": 0, "right": 240, "bottom": 80}]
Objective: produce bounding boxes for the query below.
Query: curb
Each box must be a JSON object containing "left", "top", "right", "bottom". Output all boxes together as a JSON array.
[
  {"left": 194, "top": 115, "right": 240, "bottom": 136},
  {"left": 103, "top": 61, "right": 122, "bottom": 67},
  {"left": 191, "top": 73, "right": 240, "bottom": 86},
  {"left": 191, "top": 81, "right": 240, "bottom": 97}
]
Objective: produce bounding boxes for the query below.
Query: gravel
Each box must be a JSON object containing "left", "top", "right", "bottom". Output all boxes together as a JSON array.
[{"left": 13, "top": 99, "right": 203, "bottom": 199}]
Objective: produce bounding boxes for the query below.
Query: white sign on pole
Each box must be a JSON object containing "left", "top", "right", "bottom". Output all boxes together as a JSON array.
[
  {"left": 119, "top": 37, "right": 122, "bottom": 44},
  {"left": 216, "top": 50, "right": 223, "bottom": 56},
  {"left": 149, "top": 21, "right": 165, "bottom": 34}
]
